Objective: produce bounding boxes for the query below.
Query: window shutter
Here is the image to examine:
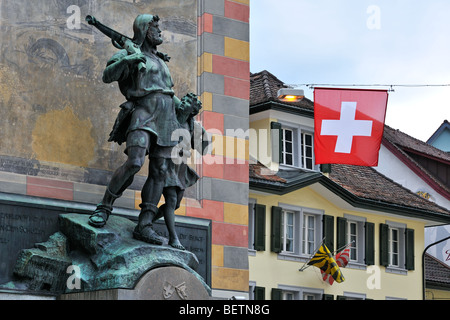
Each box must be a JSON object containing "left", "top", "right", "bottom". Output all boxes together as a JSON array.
[
  {"left": 322, "top": 215, "right": 334, "bottom": 253},
  {"left": 254, "top": 286, "right": 265, "bottom": 300},
  {"left": 405, "top": 228, "right": 415, "bottom": 271},
  {"left": 254, "top": 204, "right": 266, "bottom": 251},
  {"left": 379, "top": 223, "right": 389, "bottom": 267},
  {"left": 322, "top": 294, "right": 334, "bottom": 300},
  {"left": 271, "top": 122, "right": 282, "bottom": 164},
  {"left": 271, "top": 288, "right": 282, "bottom": 300},
  {"left": 336, "top": 217, "right": 347, "bottom": 251},
  {"left": 365, "top": 222, "right": 375, "bottom": 266},
  {"left": 271, "top": 206, "right": 283, "bottom": 253}
]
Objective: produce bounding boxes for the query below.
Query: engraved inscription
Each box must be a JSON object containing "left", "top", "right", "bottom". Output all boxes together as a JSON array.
[
  {"left": 0, "top": 204, "right": 61, "bottom": 286},
  {"left": 156, "top": 229, "right": 206, "bottom": 265},
  {"left": 152, "top": 220, "right": 210, "bottom": 283},
  {"left": 0, "top": 212, "right": 54, "bottom": 237}
]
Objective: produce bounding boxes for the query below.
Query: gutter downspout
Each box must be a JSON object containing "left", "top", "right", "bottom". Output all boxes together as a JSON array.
[{"left": 422, "top": 235, "right": 450, "bottom": 300}]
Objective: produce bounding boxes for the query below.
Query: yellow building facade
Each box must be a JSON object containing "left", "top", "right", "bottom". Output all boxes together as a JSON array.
[{"left": 249, "top": 187, "right": 427, "bottom": 300}]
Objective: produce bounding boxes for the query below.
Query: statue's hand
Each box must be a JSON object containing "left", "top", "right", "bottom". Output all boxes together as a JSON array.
[{"left": 124, "top": 53, "right": 146, "bottom": 66}]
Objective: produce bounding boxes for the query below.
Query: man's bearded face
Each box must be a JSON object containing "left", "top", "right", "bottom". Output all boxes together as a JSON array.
[{"left": 146, "top": 20, "right": 163, "bottom": 46}]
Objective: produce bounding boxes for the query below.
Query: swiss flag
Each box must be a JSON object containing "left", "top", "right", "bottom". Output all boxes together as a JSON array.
[{"left": 314, "top": 88, "right": 388, "bottom": 167}]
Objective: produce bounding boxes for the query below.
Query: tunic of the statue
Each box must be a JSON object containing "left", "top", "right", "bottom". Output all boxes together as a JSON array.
[{"left": 104, "top": 49, "right": 181, "bottom": 149}]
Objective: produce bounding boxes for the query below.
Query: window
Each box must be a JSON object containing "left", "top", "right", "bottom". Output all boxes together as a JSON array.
[
  {"left": 337, "top": 215, "right": 372, "bottom": 267},
  {"left": 282, "top": 210, "right": 295, "bottom": 253},
  {"left": 303, "top": 293, "right": 316, "bottom": 300},
  {"left": 380, "top": 221, "right": 415, "bottom": 271},
  {"left": 348, "top": 221, "right": 358, "bottom": 261},
  {"left": 281, "top": 128, "right": 294, "bottom": 166},
  {"left": 301, "top": 132, "right": 314, "bottom": 170},
  {"left": 302, "top": 214, "right": 316, "bottom": 255},
  {"left": 271, "top": 205, "right": 323, "bottom": 257},
  {"left": 389, "top": 228, "right": 400, "bottom": 267},
  {"left": 338, "top": 292, "right": 366, "bottom": 300},
  {"left": 274, "top": 286, "right": 323, "bottom": 300},
  {"left": 272, "top": 121, "right": 317, "bottom": 171},
  {"left": 283, "top": 291, "right": 295, "bottom": 300}
]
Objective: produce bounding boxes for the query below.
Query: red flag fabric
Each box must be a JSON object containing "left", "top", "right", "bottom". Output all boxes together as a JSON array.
[{"left": 314, "top": 88, "right": 388, "bottom": 166}]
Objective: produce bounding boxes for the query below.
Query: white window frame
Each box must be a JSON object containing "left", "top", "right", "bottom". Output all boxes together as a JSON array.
[
  {"left": 342, "top": 292, "right": 366, "bottom": 300},
  {"left": 278, "top": 203, "right": 323, "bottom": 260},
  {"left": 282, "top": 291, "right": 295, "bottom": 300},
  {"left": 303, "top": 293, "right": 317, "bottom": 300},
  {"left": 302, "top": 213, "right": 316, "bottom": 256},
  {"left": 385, "top": 221, "right": 407, "bottom": 274},
  {"left": 278, "top": 120, "right": 319, "bottom": 171},
  {"left": 300, "top": 131, "right": 315, "bottom": 170},
  {"left": 281, "top": 128, "right": 295, "bottom": 166},
  {"left": 344, "top": 214, "right": 366, "bottom": 268},
  {"left": 389, "top": 227, "right": 400, "bottom": 267},
  {"left": 249, "top": 281, "right": 256, "bottom": 300},
  {"left": 278, "top": 285, "right": 323, "bottom": 300},
  {"left": 282, "top": 210, "right": 295, "bottom": 253},
  {"left": 348, "top": 220, "right": 358, "bottom": 261}
]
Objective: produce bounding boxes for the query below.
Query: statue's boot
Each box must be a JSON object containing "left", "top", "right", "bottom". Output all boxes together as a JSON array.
[
  {"left": 88, "top": 188, "right": 121, "bottom": 228},
  {"left": 152, "top": 204, "right": 165, "bottom": 223},
  {"left": 133, "top": 203, "right": 165, "bottom": 245}
]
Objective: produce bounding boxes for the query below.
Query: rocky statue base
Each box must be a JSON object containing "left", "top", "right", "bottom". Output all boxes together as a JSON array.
[{"left": 7, "top": 213, "right": 211, "bottom": 300}]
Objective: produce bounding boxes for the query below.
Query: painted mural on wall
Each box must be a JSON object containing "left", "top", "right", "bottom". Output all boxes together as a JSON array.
[{"left": 0, "top": 0, "right": 197, "bottom": 183}]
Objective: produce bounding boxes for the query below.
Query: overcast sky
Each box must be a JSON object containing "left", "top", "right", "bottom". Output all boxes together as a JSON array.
[{"left": 250, "top": 0, "right": 450, "bottom": 142}]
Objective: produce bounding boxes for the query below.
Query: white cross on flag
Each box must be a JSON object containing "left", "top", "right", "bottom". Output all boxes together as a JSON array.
[{"left": 314, "top": 88, "right": 388, "bottom": 167}]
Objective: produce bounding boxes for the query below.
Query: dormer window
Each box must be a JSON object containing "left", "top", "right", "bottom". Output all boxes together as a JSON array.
[
  {"left": 281, "top": 128, "right": 294, "bottom": 166},
  {"left": 301, "top": 132, "right": 314, "bottom": 170},
  {"left": 275, "top": 121, "right": 318, "bottom": 171}
]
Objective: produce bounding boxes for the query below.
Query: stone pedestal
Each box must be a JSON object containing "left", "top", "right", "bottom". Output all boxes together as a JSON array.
[
  {"left": 9, "top": 213, "right": 211, "bottom": 299},
  {"left": 60, "top": 266, "right": 210, "bottom": 300}
]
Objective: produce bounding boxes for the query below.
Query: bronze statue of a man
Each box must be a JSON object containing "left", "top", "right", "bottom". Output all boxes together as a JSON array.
[{"left": 88, "top": 14, "right": 192, "bottom": 246}]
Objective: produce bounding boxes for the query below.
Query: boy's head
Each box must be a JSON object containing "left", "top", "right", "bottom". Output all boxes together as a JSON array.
[{"left": 182, "top": 93, "right": 202, "bottom": 117}]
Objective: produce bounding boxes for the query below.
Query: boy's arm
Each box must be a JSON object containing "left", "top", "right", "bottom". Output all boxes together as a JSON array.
[
  {"left": 192, "top": 121, "right": 212, "bottom": 156},
  {"left": 173, "top": 95, "right": 182, "bottom": 111}
]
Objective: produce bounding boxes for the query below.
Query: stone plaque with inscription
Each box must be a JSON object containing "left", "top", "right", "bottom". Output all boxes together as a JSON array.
[
  {"left": 152, "top": 217, "right": 211, "bottom": 285},
  {"left": 0, "top": 193, "right": 211, "bottom": 294},
  {"left": 0, "top": 195, "right": 61, "bottom": 286}
]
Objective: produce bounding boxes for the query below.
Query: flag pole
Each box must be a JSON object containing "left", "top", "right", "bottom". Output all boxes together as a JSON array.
[
  {"left": 331, "top": 240, "right": 355, "bottom": 256},
  {"left": 299, "top": 237, "right": 325, "bottom": 272}
]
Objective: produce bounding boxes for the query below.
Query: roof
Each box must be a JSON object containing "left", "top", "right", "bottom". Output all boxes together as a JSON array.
[
  {"left": 250, "top": 70, "right": 286, "bottom": 106},
  {"left": 427, "top": 119, "right": 450, "bottom": 145},
  {"left": 384, "top": 125, "right": 450, "bottom": 163},
  {"left": 249, "top": 162, "right": 287, "bottom": 184},
  {"left": 249, "top": 70, "right": 450, "bottom": 223},
  {"left": 425, "top": 253, "right": 450, "bottom": 290},
  {"left": 382, "top": 125, "right": 450, "bottom": 199},
  {"left": 250, "top": 162, "right": 322, "bottom": 194},
  {"left": 250, "top": 70, "right": 314, "bottom": 116},
  {"left": 328, "top": 164, "right": 449, "bottom": 217}
]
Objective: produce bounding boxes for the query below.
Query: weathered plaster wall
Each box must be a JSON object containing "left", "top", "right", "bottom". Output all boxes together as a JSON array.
[{"left": 0, "top": 0, "right": 197, "bottom": 180}]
